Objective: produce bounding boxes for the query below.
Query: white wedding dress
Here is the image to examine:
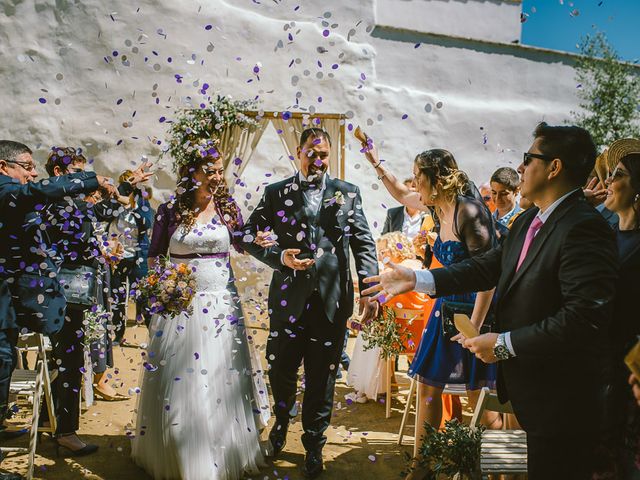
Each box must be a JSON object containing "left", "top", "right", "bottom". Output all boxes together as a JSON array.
[{"left": 132, "top": 219, "right": 269, "bottom": 480}]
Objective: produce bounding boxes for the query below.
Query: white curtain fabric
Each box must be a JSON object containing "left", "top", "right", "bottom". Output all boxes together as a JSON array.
[{"left": 219, "top": 118, "right": 270, "bottom": 180}]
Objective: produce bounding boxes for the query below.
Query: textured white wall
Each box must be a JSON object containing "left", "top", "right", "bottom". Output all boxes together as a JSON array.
[{"left": 0, "top": 0, "right": 586, "bottom": 235}]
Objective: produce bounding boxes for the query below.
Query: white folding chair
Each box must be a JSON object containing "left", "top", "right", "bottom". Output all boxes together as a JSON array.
[
  {"left": 2, "top": 333, "right": 56, "bottom": 480},
  {"left": 470, "top": 387, "right": 528, "bottom": 478}
]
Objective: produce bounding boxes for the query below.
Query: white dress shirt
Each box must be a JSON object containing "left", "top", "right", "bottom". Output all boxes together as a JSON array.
[
  {"left": 415, "top": 189, "right": 580, "bottom": 357},
  {"left": 280, "top": 172, "right": 327, "bottom": 264},
  {"left": 402, "top": 209, "right": 424, "bottom": 241}
]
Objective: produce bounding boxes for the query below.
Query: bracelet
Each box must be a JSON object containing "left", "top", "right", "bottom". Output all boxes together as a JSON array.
[
  {"left": 377, "top": 172, "right": 387, "bottom": 181},
  {"left": 372, "top": 161, "right": 382, "bottom": 169}
]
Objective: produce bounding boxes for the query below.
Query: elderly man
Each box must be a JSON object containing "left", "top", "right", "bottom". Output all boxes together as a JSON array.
[{"left": 0, "top": 140, "right": 113, "bottom": 478}]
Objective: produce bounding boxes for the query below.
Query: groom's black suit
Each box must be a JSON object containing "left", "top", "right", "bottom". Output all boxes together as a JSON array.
[
  {"left": 428, "top": 190, "right": 618, "bottom": 479},
  {"left": 243, "top": 173, "right": 378, "bottom": 451}
]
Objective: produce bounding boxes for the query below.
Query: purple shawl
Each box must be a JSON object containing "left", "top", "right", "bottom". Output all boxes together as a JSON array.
[{"left": 148, "top": 198, "right": 245, "bottom": 258}]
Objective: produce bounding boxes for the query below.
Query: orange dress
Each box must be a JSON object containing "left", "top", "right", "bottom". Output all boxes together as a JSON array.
[{"left": 389, "top": 257, "right": 462, "bottom": 426}]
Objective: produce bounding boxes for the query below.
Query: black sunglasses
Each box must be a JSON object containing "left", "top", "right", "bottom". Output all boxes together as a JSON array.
[{"left": 523, "top": 152, "right": 555, "bottom": 166}]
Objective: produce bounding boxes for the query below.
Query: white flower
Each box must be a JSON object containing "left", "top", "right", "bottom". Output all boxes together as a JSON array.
[{"left": 325, "top": 190, "right": 346, "bottom": 207}]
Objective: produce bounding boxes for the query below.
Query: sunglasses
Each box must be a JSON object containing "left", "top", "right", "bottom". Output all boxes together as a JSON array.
[
  {"left": 523, "top": 152, "right": 555, "bottom": 166},
  {"left": 609, "top": 167, "right": 630, "bottom": 182}
]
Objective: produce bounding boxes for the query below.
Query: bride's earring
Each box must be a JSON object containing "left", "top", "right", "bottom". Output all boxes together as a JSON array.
[
  {"left": 634, "top": 193, "right": 640, "bottom": 203},
  {"left": 430, "top": 192, "right": 437, "bottom": 201}
]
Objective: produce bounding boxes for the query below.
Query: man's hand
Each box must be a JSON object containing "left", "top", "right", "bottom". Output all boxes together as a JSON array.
[
  {"left": 358, "top": 296, "right": 379, "bottom": 323},
  {"left": 361, "top": 262, "right": 417, "bottom": 303},
  {"left": 254, "top": 230, "right": 278, "bottom": 248},
  {"left": 282, "top": 249, "right": 315, "bottom": 271},
  {"left": 127, "top": 161, "right": 154, "bottom": 186},
  {"left": 583, "top": 177, "right": 607, "bottom": 207},
  {"left": 96, "top": 175, "right": 118, "bottom": 198},
  {"left": 462, "top": 333, "right": 499, "bottom": 364}
]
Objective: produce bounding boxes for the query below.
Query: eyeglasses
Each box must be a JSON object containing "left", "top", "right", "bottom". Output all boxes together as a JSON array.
[
  {"left": 609, "top": 167, "right": 630, "bottom": 182},
  {"left": 5, "top": 159, "right": 36, "bottom": 172},
  {"left": 523, "top": 152, "right": 555, "bottom": 166}
]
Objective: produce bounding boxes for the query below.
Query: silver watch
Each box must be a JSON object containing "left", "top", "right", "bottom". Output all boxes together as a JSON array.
[{"left": 493, "top": 333, "right": 512, "bottom": 361}]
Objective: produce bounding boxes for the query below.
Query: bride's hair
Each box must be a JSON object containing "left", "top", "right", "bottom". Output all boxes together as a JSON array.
[{"left": 174, "top": 156, "right": 242, "bottom": 234}]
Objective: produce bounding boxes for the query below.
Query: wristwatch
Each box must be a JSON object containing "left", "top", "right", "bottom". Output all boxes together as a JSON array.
[{"left": 493, "top": 333, "right": 513, "bottom": 361}]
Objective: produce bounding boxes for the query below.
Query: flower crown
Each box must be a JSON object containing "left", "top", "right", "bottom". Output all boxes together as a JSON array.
[{"left": 164, "top": 95, "right": 259, "bottom": 172}]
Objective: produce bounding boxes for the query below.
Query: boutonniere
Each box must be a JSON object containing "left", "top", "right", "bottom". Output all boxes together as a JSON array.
[{"left": 324, "top": 190, "right": 346, "bottom": 207}]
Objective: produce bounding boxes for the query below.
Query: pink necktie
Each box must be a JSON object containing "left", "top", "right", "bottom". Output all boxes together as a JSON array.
[{"left": 516, "top": 216, "right": 543, "bottom": 271}]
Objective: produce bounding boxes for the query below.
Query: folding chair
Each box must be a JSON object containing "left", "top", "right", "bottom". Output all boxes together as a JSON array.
[
  {"left": 470, "top": 387, "right": 528, "bottom": 479},
  {"left": 2, "top": 333, "right": 56, "bottom": 480}
]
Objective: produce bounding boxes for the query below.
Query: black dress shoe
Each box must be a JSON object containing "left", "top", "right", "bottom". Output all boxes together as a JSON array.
[
  {"left": 302, "top": 450, "right": 324, "bottom": 478},
  {"left": 268, "top": 422, "right": 288, "bottom": 458}
]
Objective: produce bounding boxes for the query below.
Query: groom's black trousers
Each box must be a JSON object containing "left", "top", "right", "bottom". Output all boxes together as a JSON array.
[{"left": 266, "top": 291, "right": 346, "bottom": 452}]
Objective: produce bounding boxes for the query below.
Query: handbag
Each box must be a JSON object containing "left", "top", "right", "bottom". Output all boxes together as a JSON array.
[
  {"left": 441, "top": 300, "right": 495, "bottom": 340},
  {"left": 57, "top": 265, "right": 99, "bottom": 307}
]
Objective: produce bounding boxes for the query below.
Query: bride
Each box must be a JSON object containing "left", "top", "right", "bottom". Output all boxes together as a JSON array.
[{"left": 131, "top": 149, "right": 271, "bottom": 480}]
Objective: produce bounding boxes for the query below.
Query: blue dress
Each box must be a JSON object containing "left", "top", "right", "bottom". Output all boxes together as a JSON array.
[{"left": 408, "top": 237, "right": 497, "bottom": 390}]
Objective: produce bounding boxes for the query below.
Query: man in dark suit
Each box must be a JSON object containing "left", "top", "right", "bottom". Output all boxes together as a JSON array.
[
  {"left": 243, "top": 128, "right": 379, "bottom": 478},
  {"left": 0, "top": 140, "right": 112, "bottom": 478},
  {"left": 381, "top": 178, "right": 426, "bottom": 237},
  {"left": 363, "top": 123, "right": 618, "bottom": 480}
]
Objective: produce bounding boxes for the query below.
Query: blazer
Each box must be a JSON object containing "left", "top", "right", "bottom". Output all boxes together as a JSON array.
[
  {"left": 430, "top": 190, "right": 618, "bottom": 436},
  {"left": 381, "top": 206, "right": 405, "bottom": 235},
  {"left": 0, "top": 172, "right": 99, "bottom": 333},
  {"left": 242, "top": 175, "right": 378, "bottom": 327}
]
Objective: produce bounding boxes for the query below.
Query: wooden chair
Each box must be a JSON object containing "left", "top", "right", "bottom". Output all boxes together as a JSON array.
[
  {"left": 470, "top": 387, "right": 527, "bottom": 478},
  {"left": 397, "top": 380, "right": 466, "bottom": 445},
  {"left": 3, "top": 333, "right": 57, "bottom": 480},
  {"left": 384, "top": 307, "right": 424, "bottom": 418}
]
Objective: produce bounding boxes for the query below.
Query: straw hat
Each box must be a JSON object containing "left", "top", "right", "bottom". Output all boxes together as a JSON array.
[{"left": 594, "top": 138, "right": 640, "bottom": 185}]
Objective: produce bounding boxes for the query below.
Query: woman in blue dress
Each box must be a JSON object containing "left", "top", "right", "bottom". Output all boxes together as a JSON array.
[{"left": 363, "top": 145, "right": 499, "bottom": 480}]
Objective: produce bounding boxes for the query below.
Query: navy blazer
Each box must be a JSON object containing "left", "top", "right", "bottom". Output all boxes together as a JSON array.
[{"left": 0, "top": 172, "right": 99, "bottom": 333}]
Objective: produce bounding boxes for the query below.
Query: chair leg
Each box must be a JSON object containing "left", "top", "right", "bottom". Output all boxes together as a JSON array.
[
  {"left": 397, "top": 377, "right": 416, "bottom": 445},
  {"left": 27, "top": 362, "right": 44, "bottom": 480},
  {"left": 385, "top": 356, "right": 392, "bottom": 419}
]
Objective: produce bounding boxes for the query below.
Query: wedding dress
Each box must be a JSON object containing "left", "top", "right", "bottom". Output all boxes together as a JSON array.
[{"left": 131, "top": 219, "right": 268, "bottom": 480}]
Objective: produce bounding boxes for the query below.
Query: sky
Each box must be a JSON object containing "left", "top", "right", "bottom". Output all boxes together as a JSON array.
[{"left": 521, "top": 0, "right": 640, "bottom": 62}]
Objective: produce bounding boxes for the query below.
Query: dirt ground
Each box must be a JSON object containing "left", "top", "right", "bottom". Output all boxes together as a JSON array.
[{"left": 1, "top": 323, "right": 447, "bottom": 480}]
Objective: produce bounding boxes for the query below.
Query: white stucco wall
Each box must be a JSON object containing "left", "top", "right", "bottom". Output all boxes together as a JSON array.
[{"left": 0, "top": 0, "right": 591, "bottom": 235}]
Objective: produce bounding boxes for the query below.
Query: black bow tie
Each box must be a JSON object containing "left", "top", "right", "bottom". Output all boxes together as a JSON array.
[{"left": 300, "top": 179, "right": 321, "bottom": 191}]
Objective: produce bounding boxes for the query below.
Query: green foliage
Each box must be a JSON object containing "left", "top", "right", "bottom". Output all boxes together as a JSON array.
[
  {"left": 360, "top": 306, "right": 412, "bottom": 359},
  {"left": 165, "top": 95, "right": 259, "bottom": 172},
  {"left": 405, "top": 419, "right": 484, "bottom": 480},
  {"left": 571, "top": 32, "right": 640, "bottom": 150}
]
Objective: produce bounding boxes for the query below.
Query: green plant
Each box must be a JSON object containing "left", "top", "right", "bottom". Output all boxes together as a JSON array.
[
  {"left": 165, "top": 95, "right": 259, "bottom": 171},
  {"left": 571, "top": 31, "right": 640, "bottom": 150},
  {"left": 360, "top": 306, "right": 412, "bottom": 359},
  {"left": 405, "top": 419, "right": 484, "bottom": 480}
]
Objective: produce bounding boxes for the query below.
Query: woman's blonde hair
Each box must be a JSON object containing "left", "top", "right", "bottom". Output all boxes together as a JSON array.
[
  {"left": 377, "top": 232, "right": 416, "bottom": 262},
  {"left": 118, "top": 169, "right": 136, "bottom": 208},
  {"left": 414, "top": 149, "right": 468, "bottom": 203}
]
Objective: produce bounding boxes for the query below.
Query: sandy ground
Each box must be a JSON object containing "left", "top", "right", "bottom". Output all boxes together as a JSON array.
[{"left": 1, "top": 323, "right": 441, "bottom": 480}]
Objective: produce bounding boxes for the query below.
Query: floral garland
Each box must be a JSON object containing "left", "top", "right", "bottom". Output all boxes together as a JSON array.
[
  {"left": 82, "top": 306, "right": 112, "bottom": 348},
  {"left": 165, "top": 95, "right": 259, "bottom": 172}
]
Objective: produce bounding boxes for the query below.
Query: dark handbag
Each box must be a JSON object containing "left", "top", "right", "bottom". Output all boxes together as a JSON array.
[
  {"left": 441, "top": 300, "right": 495, "bottom": 340},
  {"left": 11, "top": 273, "right": 67, "bottom": 335},
  {"left": 58, "top": 265, "right": 99, "bottom": 307}
]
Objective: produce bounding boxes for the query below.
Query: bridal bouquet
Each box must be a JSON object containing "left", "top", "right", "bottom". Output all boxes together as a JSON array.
[
  {"left": 133, "top": 257, "right": 197, "bottom": 317},
  {"left": 82, "top": 306, "right": 111, "bottom": 347},
  {"left": 356, "top": 306, "right": 413, "bottom": 359}
]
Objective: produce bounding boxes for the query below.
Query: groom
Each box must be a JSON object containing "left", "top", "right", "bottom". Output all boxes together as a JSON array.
[{"left": 243, "top": 127, "right": 378, "bottom": 478}]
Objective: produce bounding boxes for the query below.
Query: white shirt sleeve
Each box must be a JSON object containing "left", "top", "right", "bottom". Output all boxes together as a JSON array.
[
  {"left": 504, "top": 332, "right": 516, "bottom": 356},
  {"left": 414, "top": 269, "right": 436, "bottom": 295}
]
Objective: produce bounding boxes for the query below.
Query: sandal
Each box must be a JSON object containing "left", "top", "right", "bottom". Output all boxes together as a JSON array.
[{"left": 92, "top": 386, "right": 130, "bottom": 402}]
